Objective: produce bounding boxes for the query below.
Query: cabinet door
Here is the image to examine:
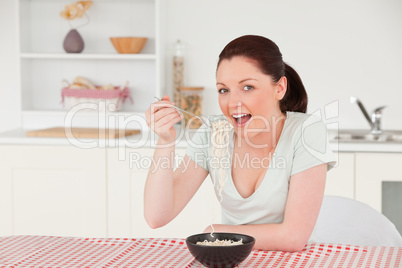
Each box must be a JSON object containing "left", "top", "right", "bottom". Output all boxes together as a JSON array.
[
  {"left": 108, "top": 147, "right": 220, "bottom": 238},
  {"left": 325, "top": 152, "right": 355, "bottom": 199},
  {"left": 0, "top": 145, "right": 107, "bottom": 237},
  {"left": 356, "top": 153, "right": 402, "bottom": 212}
]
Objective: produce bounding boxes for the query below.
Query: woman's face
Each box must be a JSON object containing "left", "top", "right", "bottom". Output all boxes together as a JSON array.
[{"left": 216, "top": 56, "right": 286, "bottom": 140}]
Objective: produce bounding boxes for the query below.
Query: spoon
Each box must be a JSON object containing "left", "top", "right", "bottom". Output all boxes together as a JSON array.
[{"left": 154, "top": 96, "right": 211, "bottom": 128}]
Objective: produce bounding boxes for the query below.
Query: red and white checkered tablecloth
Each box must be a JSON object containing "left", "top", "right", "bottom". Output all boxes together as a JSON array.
[{"left": 0, "top": 236, "right": 401, "bottom": 267}]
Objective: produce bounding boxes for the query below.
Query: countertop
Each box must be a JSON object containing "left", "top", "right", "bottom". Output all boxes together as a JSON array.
[
  {"left": 0, "top": 127, "right": 189, "bottom": 149},
  {"left": 2, "top": 128, "right": 402, "bottom": 153}
]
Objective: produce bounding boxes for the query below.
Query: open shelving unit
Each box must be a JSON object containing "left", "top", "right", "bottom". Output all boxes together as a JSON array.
[
  {"left": 20, "top": 53, "right": 157, "bottom": 60},
  {"left": 17, "top": 0, "right": 166, "bottom": 130}
]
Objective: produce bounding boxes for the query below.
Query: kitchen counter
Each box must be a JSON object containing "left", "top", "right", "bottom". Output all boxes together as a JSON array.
[
  {"left": 2, "top": 128, "right": 402, "bottom": 152},
  {"left": 0, "top": 127, "right": 190, "bottom": 148},
  {"left": 327, "top": 129, "right": 402, "bottom": 153}
]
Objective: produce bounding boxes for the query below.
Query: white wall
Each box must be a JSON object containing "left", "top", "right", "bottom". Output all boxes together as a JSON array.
[
  {"left": 0, "top": 0, "right": 401, "bottom": 132},
  {"left": 164, "top": 0, "right": 402, "bottom": 130},
  {"left": 0, "top": 0, "right": 20, "bottom": 132}
]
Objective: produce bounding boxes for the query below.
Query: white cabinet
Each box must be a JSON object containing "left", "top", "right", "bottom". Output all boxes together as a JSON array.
[
  {"left": 107, "top": 147, "right": 221, "bottom": 238},
  {"left": 3, "top": 143, "right": 399, "bottom": 238},
  {"left": 0, "top": 144, "right": 220, "bottom": 238},
  {"left": 325, "top": 152, "right": 355, "bottom": 199},
  {"left": 355, "top": 153, "right": 402, "bottom": 212},
  {"left": 0, "top": 145, "right": 107, "bottom": 237},
  {"left": 17, "top": 0, "right": 166, "bottom": 129}
]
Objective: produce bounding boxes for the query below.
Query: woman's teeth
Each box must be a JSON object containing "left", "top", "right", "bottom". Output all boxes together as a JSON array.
[
  {"left": 232, "top": 114, "right": 252, "bottom": 125},
  {"left": 232, "top": 113, "right": 248, "bottom": 118}
]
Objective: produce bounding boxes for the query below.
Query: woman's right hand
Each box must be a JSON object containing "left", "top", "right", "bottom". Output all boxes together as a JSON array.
[{"left": 145, "top": 95, "right": 183, "bottom": 143}]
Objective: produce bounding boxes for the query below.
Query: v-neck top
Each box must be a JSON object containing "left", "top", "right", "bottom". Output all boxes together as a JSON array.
[{"left": 185, "top": 111, "right": 336, "bottom": 226}]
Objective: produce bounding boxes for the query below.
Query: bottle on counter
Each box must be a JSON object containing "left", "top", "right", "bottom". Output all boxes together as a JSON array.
[
  {"left": 180, "top": 86, "right": 204, "bottom": 129},
  {"left": 173, "top": 40, "right": 184, "bottom": 108}
]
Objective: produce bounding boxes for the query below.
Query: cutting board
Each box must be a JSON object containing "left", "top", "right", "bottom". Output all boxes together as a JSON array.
[{"left": 26, "top": 127, "right": 141, "bottom": 139}]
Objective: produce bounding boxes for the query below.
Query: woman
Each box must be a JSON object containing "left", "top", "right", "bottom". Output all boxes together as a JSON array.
[{"left": 144, "top": 35, "right": 336, "bottom": 251}]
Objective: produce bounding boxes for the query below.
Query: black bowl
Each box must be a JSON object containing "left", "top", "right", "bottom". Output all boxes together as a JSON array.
[{"left": 186, "top": 232, "right": 255, "bottom": 268}]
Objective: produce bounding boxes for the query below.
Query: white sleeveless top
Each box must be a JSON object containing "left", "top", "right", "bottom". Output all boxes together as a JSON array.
[{"left": 185, "top": 111, "right": 336, "bottom": 227}]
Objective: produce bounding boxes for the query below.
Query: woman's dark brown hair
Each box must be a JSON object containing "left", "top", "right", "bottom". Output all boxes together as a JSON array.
[{"left": 217, "top": 35, "right": 308, "bottom": 113}]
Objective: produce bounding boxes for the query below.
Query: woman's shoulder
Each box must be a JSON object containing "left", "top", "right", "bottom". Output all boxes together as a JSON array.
[
  {"left": 286, "top": 111, "right": 314, "bottom": 121},
  {"left": 284, "top": 111, "right": 310, "bottom": 131},
  {"left": 284, "top": 111, "right": 327, "bottom": 139},
  {"left": 285, "top": 111, "right": 323, "bottom": 128}
]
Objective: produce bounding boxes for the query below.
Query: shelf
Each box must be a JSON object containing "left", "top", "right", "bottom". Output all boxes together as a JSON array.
[
  {"left": 20, "top": 110, "right": 149, "bottom": 131},
  {"left": 20, "top": 53, "right": 156, "bottom": 60},
  {"left": 16, "top": 0, "right": 164, "bottom": 130}
]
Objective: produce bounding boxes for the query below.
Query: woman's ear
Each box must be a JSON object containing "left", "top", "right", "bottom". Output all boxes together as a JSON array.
[{"left": 276, "top": 76, "right": 287, "bottom": 100}]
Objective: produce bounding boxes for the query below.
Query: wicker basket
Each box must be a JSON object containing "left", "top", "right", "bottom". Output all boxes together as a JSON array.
[{"left": 61, "top": 86, "right": 133, "bottom": 111}]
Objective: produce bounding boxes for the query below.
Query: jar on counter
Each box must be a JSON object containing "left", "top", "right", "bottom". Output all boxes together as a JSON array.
[
  {"left": 173, "top": 40, "right": 185, "bottom": 108},
  {"left": 180, "top": 86, "right": 204, "bottom": 129}
]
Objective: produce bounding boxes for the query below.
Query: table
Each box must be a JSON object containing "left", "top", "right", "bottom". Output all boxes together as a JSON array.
[{"left": 0, "top": 236, "right": 401, "bottom": 267}]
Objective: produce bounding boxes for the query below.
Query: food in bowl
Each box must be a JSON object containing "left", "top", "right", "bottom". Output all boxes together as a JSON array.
[
  {"left": 196, "top": 238, "right": 243, "bottom": 246},
  {"left": 186, "top": 232, "right": 255, "bottom": 267}
]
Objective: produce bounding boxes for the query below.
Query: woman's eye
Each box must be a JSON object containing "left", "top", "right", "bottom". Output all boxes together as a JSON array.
[
  {"left": 243, "top": 85, "right": 254, "bottom": 91},
  {"left": 218, "top": 88, "right": 228, "bottom": 94}
]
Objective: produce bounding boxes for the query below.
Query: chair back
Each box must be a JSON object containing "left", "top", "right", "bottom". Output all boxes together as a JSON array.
[{"left": 314, "top": 195, "right": 402, "bottom": 247}]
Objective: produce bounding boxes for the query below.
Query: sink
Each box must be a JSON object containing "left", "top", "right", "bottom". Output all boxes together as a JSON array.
[{"left": 330, "top": 130, "right": 402, "bottom": 143}]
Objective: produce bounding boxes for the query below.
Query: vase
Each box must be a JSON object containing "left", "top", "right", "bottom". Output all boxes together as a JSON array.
[{"left": 63, "top": 29, "right": 84, "bottom": 53}]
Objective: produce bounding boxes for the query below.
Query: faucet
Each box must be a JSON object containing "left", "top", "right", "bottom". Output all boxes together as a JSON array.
[{"left": 350, "top": 96, "right": 386, "bottom": 135}]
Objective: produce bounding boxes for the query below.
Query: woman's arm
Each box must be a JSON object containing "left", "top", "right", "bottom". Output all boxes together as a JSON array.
[
  {"left": 144, "top": 95, "right": 209, "bottom": 228},
  {"left": 144, "top": 154, "right": 209, "bottom": 228},
  {"left": 204, "top": 163, "right": 327, "bottom": 252}
]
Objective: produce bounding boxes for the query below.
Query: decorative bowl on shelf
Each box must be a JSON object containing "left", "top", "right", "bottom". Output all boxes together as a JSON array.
[{"left": 110, "top": 37, "right": 148, "bottom": 54}]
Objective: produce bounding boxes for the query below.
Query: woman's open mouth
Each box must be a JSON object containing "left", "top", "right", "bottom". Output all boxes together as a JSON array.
[{"left": 232, "top": 113, "right": 252, "bottom": 127}]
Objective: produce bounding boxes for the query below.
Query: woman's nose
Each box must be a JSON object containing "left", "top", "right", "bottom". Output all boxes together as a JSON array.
[{"left": 228, "top": 92, "right": 242, "bottom": 110}]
